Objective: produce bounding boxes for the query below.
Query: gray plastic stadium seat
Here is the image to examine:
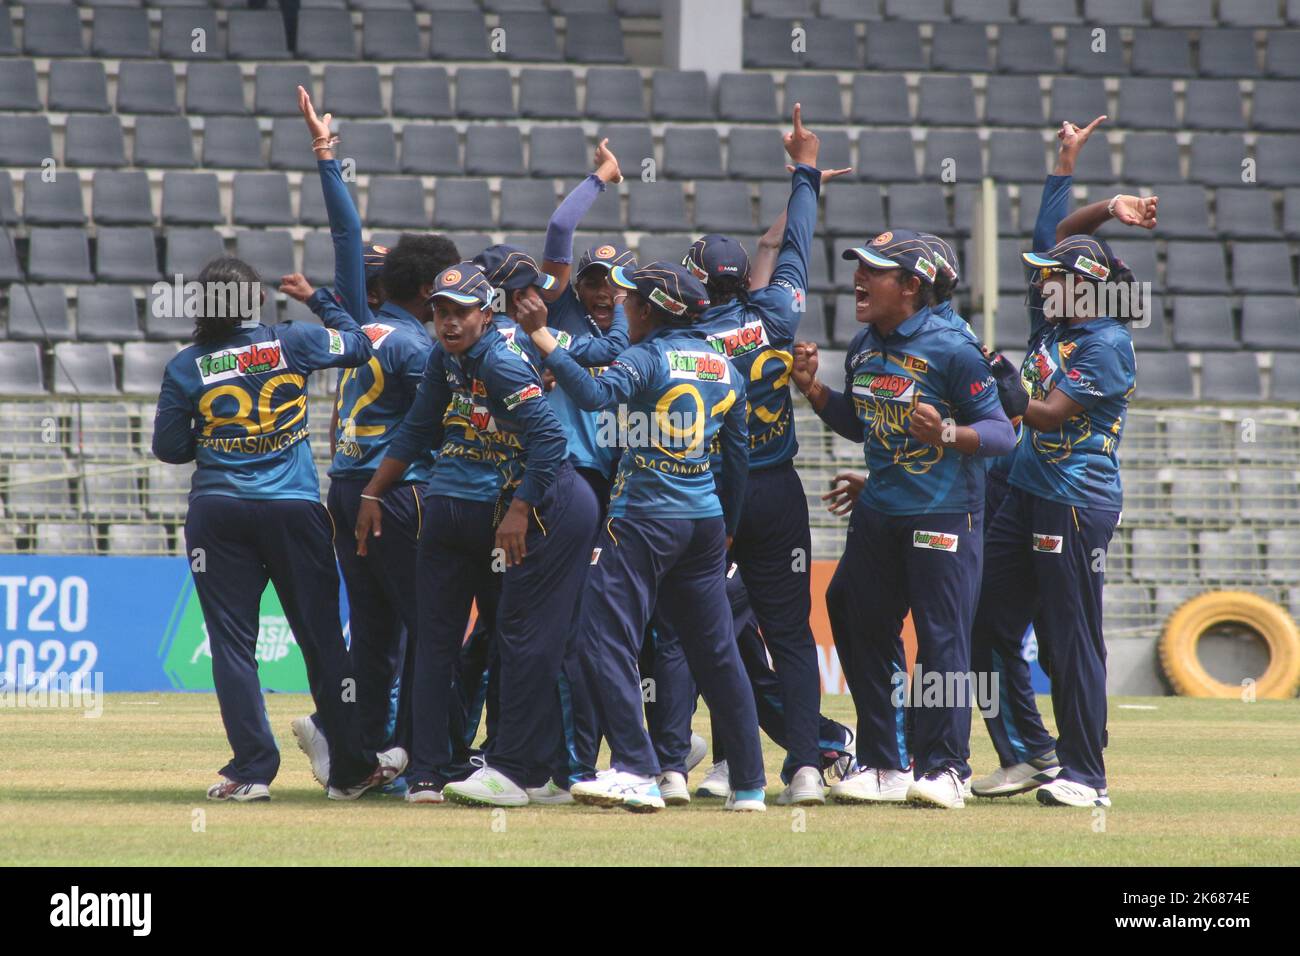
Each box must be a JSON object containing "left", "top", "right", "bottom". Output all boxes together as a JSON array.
[
  {"left": 725, "top": 128, "right": 787, "bottom": 182},
  {"left": 1267, "top": 530, "right": 1300, "bottom": 584},
  {"left": 254, "top": 65, "right": 313, "bottom": 117},
  {"left": 0, "top": 219, "right": 22, "bottom": 279},
  {"left": 158, "top": 9, "right": 220, "bottom": 61},
  {"left": 599, "top": 124, "right": 654, "bottom": 175},
  {"left": 391, "top": 66, "right": 452, "bottom": 119},
  {"left": 0, "top": 6, "right": 11, "bottom": 56},
  {"left": 96, "top": 227, "right": 159, "bottom": 282},
  {"left": 1232, "top": 243, "right": 1297, "bottom": 295},
  {"left": 1198, "top": 30, "right": 1260, "bottom": 79},
  {"left": 854, "top": 130, "right": 915, "bottom": 183},
  {"left": 0, "top": 344, "right": 45, "bottom": 394},
  {"left": 1167, "top": 243, "right": 1230, "bottom": 294},
  {"left": 117, "top": 62, "right": 179, "bottom": 115},
  {"left": 0, "top": 61, "right": 39, "bottom": 112},
  {"left": 366, "top": 178, "right": 430, "bottom": 229},
  {"left": 520, "top": 68, "right": 580, "bottom": 119},
  {"left": 1184, "top": 80, "right": 1246, "bottom": 131},
  {"left": 884, "top": 0, "right": 943, "bottom": 19},
  {"left": 752, "top": 0, "right": 814, "bottom": 14},
  {"left": 564, "top": 179, "right": 622, "bottom": 231},
  {"left": 362, "top": 11, "right": 424, "bottom": 60},
  {"left": 820, "top": 0, "right": 882, "bottom": 16},
  {"left": 951, "top": 0, "right": 1013, "bottom": 20},
  {"left": 8, "top": 285, "right": 72, "bottom": 341},
  {"left": 29, "top": 230, "right": 94, "bottom": 283},
  {"left": 0, "top": 173, "right": 16, "bottom": 226},
  {"left": 825, "top": 185, "right": 884, "bottom": 238},
  {"left": 1224, "top": 2, "right": 1283, "bottom": 27},
  {"left": 1170, "top": 296, "right": 1234, "bottom": 349},
  {"left": 1107, "top": 239, "right": 1156, "bottom": 287},
  {"left": 650, "top": 70, "right": 710, "bottom": 122},
  {"left": 54, "top": 343, "right": 119, "bottom": 395},
  {"left": 1120, "top": 133, "right": 1179, "bottom": 182},
  {"left": 916, "top": 76, "right": 977, "bottom": 127},
  {"left": 1063, "top": 25, "right": 1126, "bottom": 76},
  {"left": 718, "top": 73, "right": 777, "bottom": 123},
  {"left": 465, "top": 126, "right": 525, "bottom": 177},
  {"left": 401, "top": 124, "right": 461, "bottom": 176},
  {"left": 1152, "top": 0, "right": 1213, "bottom": 26},
  {"left": 295, "top": 10, "right": 358, "bottom": 59},
  {"left": 1188, "top": 133, "right": 1249, "bottom": 187},
  {"left": 743, "top": 18, "right": 800, "bottom": 69},
  {"left": 269, "top": 118, "right": 317, "bottom": 172},
  {"left": 6, "top": 463, "right": 75, "bottom": 520},
  {"left": 337, "top": 122, "right": 399, "bottom": 175},
  {"left": 1134, "top": 351, "right": 1192, "bottom": 400},
  {"left": 529, "top": 126, "right": 586, "bottom": 178},
  {"left": 627, "top": 181, "right": 687, "bottom": 232},
  {"left": 997, "top": 25, "right": 1058, "bottom": 74},
  {"left": 163, "top": 228, "right": 226, "bottom": 280},
  {"left": 635, "top": 233, "right": 692, "bottom": 268},
  {"left": 133, "top": 115, "right": 195, "bottom": 169},
  {"left": 92, "top": 8, "right": 154, "bottom": 58},
  {"left": 48, "top": 61, "right": 110, "bottom": 114},
  {"left": 202, "top": 117, "right": 265, "bottom": 170},
  {"left": 1200, "top": 353, "right": 1263, "bottom": 402},
  {"left": 429, "top": 11, "right": 491, "bottom": 61},
  {"left": 22, "top": 171, "right": 86, "bottom": 226},
  {"left": 37, "top": 523, "right": 97, "bottom": 557},
  {"left": 887, "top": 185, "right": 949, "bottom": 232},
  {"left": 1021, "top": 0, "right": 1082, "bottom": 22},
  {"left": 108, "top": 524, "right": 170, "bottom": 555},
  {"left": 234, "top": 231, "right": 295, "bottom": 282},
  {"left": 145, "top": 461, "right": 194, "bottom": 521},
  {"left": 1130, "top": 29, "right": 1193, "bottom": 77},
  {"left": 1116, "top": 78, "right": 1177, "bottom": 130},
  {"left": 864, "top": 22, "right": 925, "bottom": 71},
  {"left": 585, "top": 68, "right": 647, "bottom": 121},
  {"left": 1239, "top": 467, "right": 1299, "bottom": 521},
  {"left": 987, "top": 131, "right": 1047, "bottom": 183},
  {"left": 930, "top": 24, "right": 991, "bottom": 73},
  {"left": 1150, "top": 184, "right": 1209, "bottom": 239},
  {"left": 663, "top": 128, "right": 723, "bottom": 180},
  {"left": 1128, "top": 529, "right": 1193, "bottom": 583},
  {"left": 924, "top": 131, "right": 983, "bottom": 183},
  {"left": 566, "top": 13, "right": 626, "bottom": 64},
  {"left": 1286, "top": 188, "right": 1300, "bottom": 238},
  {"left": 498, "top": 180, "right": 555, "bottom": 231},
  {"left": 123, "top": 344, "right": 179, "bottom": 395},
  {"left": 302, "top": 232, "right": 334, "bottom": 284},
  {"left": 432, "top": 180, "right": 493, "bottom": 230},
  {"left": 161, "top": 173, "right": 222, "bottom": 226},
  {"left": 1172, "top": 468, "right": 1236, "bottom": 523},
  {"left": 849, "top": 75, "right": 911, "bottom": 125},
  {"left": 831, "top": 295, "right": 859, "bottom": 347},
  {"left": 77, "top": 285, "right": 142, "bottom": 342},
  {"left": 692, "top": 182, "right": 753, "bottom": 234},
  {"left": 1252, "top": 82, "right": 1298, "bottom": 132},
  {"left": 800, "top": 17, "right": 860, "bottom": 70},
  {"left": 91, "top": 171, "right": 153, "bottom": 227},
  {"left": 1127, "top": 294, "right": 1169, "bottom": 349},
  {"left": 1256, "top": 136, "right": 1300, "bottom": 187},
  {"left": 324, "top": 65, "right": 384, "bottom": 119},
  {"left": 1050, "top": 78, "right": 1108, "bottom": 130},
  {"left": 456, "top": 68, "right": 516, "bottom": 119},
  {"left": 23, "top": 5, "right": 85, "bottom": 56},
  {"left": 68, "top": 107, "right": 120, "bottom": 175},
  {"left": 232, "top": 173, "right": 293, "bottom": 226},
  {"left": 0, "top": 117, "right": 52, "bottom": 167},
  {"left": 1216, "top": 189, "right": 1280, "bottom": 240},
  {"left": 186, "top": 63, "right": 248, "bottom": 116},
  {"left": 483, "top": 0, "right": 546, "bottom": 10},
  {"left": 1265, "top": 32, "right": 1300, "bottom": 78},
  {"left": 1242, "top": 297, "right": 1300, "bottom": 350},
  {"left": 984, "top": 76, "right": 1043, "bottom": 127},
  {"left": 227, "top": 10, "right": 289, "bottom": 59},
  {"left": 497, "top": 12, "right": 561, "bottom": 62}
]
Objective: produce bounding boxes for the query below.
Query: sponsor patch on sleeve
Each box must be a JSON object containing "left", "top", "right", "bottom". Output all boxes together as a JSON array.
[
  {"left": 503, "top": 383, "right": 543, "bottom": 410},
  {"left": 362, "top": 323, "right": 396, "bottom": 348},
  {"left": 554, "top": 329, "right": 573, "bottom": 351},
  {"left": 912, "top": 530, "right": 959, "bottom": 552},
  {"left": 327, "top": 328, "right": 344, "bottom": 355},
  {"left": 1032, "top": 533, "right": 1063, "bottom": 553}
]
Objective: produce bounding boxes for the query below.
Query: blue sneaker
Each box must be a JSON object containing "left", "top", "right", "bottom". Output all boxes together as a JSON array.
[
  {"left": 379, "top": 774, "right": 410, "bottom": 797},
  {"left": 724, "top": 788, "right": 766, "bottom": 812}
]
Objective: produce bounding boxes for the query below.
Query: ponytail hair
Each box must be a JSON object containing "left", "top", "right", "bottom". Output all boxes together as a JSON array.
[
  {"left": 192, "top": 256, "right": 263, "bottom": 346},
  {"left": 706, "top": 274, "right": 750, "bottom": 309}
]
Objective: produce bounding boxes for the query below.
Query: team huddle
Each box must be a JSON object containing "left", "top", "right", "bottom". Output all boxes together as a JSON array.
[{"left": 152, "top": 88, "right": 1155, "bottom": 812}]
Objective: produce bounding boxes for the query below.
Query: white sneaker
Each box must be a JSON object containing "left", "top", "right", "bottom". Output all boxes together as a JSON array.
[
  {"left": 724, "top": 788, "right": 767, "bottom": 812},
  {"left": 777, "top": 766, "right": 826, "bottom": 806},
  {"left": 327, "top": 747, "right": 408, "bottom": 801},
  {"left": 206, "top": 777, "right": 270, "bottom": 802},
  {"left": 524, "top": 780, "right": 574, "bottom": 805},
  {"left": 829, "top": 767, "right": 913, "bottom": 804},
  {"left": 290, "top": 716, "right": 329, "bottom": 788},
  {"left": 444, "top": 766, "right": 530, "bottom": 807},
  {"left": 695, "top": 760, "right": 730, "bottom": 798},
  {"left": 907, "top": 769, "right": 967, "bottom": 809},
  {"left": 657, "top": 770, "right": 690, "bottom": 806},
  {"left": 1036, "top": 778, "right": 1111, "bottom": 808},
  {"left": 826, "top": 726, "right": 857, "bottom": 781},
  {"left": 972, "top": 758, "right": 1061, "bottom": 798},
  {"left": 404, "top": 779, "right": 445, "bottom": 804},
  {"left": 571, "top": 771, "right": 665, "bottom": 812},
  {"left": 686, "top": 733, "right": 708, "bottom": 773}
]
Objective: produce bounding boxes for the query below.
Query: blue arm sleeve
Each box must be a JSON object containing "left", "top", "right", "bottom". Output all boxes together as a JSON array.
[
  {"left": 151, "top": 367, "right": 196, "bottom": 464},
  {"left": 565, "top": 301, "right": 629, "bottom": 367},
  {"left": 718, "top": 377, "right": 749, "bottom": 537},
  {"left": 544, "top": 342, "right": 651, "bottom": 410},
  {"left": 1034, "top": 174, "right": 1073, "bottom": 254},
  {"left": 387, "top": 349, "right": 449, "bottom": 463},
  {"left": 319, "top": 158, "right": 369, "bottom": 324},
  {"left": 759, "top": 164, "right": 823, "bottom": 341},
  {"left": 285, "top": 290, "right": 373, "bottom": 371},
  {"left": 544, "top": 174, "right": 605, "bottom": 264},
  {"left": 490, "top": 358, "right": 569, "bottom": 507}
]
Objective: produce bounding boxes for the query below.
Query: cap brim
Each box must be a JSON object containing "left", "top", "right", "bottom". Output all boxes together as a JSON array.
[
  {"left": 842, "top": 247, "right": 900, "bottom": 269},
  {"left": 430, "top": 290, "right": 487, "bottom": 306},
  {"left": 535, "top": 272, "right": 557, "bottom": 291},
  {"left": 1022, "top": 252, "right": 1062, "bottom": 268},
  {"left": 608, "top": 265, "right": 638, "bottom": 291}
]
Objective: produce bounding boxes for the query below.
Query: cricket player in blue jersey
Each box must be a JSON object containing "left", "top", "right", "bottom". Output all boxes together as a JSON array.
[
  {"left": 152, "top": 256, "right": 407, "bottom": 801},
  {"left": 358, "top": 263, "right": 599, "bottom": 807},
  {"left": 519, "top": 262, "right": 766, "bottom": 813},
  {"left": 792, "top": 230, "right": 1015, "bottom": 810},
  {"left": 680, "top": 105, "right": 845, "bottom": 806}
]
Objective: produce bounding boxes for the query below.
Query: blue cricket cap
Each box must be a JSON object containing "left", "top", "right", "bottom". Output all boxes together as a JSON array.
[
  {"left": 1023, "top": 234, "right": 1125, "bottom": 284},
  {"left": 842, "top": 229, "right": 941, "bottom": 284},
  {"left": 472, "top": 244, "right": 557, "bottom": 292},
  {"left": 918, "top": 233, "right": 960, "bottom": 286},
  {"left": 429, "top": 263, "right": 494, "bottom": 307},
  {"left": 683, "top": 234, "right": 751, "bottom": 286},
  {"left": 609, "top": 261, "right": 711, "bottom": 323},
  {"left": 576, "top": 241, "right": 637, "bottom": 277}
]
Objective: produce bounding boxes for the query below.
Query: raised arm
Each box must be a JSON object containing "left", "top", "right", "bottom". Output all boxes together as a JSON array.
[
  {"left": 540, "top": 138, "right": 624, "bottom": 298},
  {"left": 544, "top": 343, "right": 651, "bottom": 411},
  {"left": 791, "top": 341, "right": 864, "bottom": 443}
]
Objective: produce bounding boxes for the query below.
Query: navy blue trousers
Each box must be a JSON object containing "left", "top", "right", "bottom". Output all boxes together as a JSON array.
[
  {"left": 972, "top": 485, "right": 1117, "bottom": 789},
  {"left": 579, "top": 515, "right": 765, "bottom": 790},
  {"left": 972, "top": 471, "right": 1059, "bottom": 768},
  {"left": 826, "top": 502, "right": 983, "bottom": 778},
  {"left": 184, "top": 495, "right": 373, "bottom": 787},
  {"left": 640, "top": 613, "right": 696, "bottom": 775},
  {"left": 728, "top": 461, "right": 822, "bottom": 776}
]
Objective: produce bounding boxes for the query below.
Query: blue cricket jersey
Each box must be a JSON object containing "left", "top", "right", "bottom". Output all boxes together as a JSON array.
[
  {"left": 932, "top": 299, "right": 979, "bottom": 344},
  {"left": 152, "top": 314, "right": 373, "bottom": 502},
  {"left": 544, "top": 325, "right": 749, "bottom": 535},
  {"left": 817, "top": 307, "right": 1008, "bottom": 516},
  {"left": 387, "top": 322, "right": 568, "bottom": 507},
  {"left": 696, "top": 164, "right": 822, "bottom": 472}
]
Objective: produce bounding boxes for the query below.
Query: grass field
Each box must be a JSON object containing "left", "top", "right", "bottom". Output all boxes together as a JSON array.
[{"left": 2, "top": 692, "right": 1297, "bottom": 866}]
